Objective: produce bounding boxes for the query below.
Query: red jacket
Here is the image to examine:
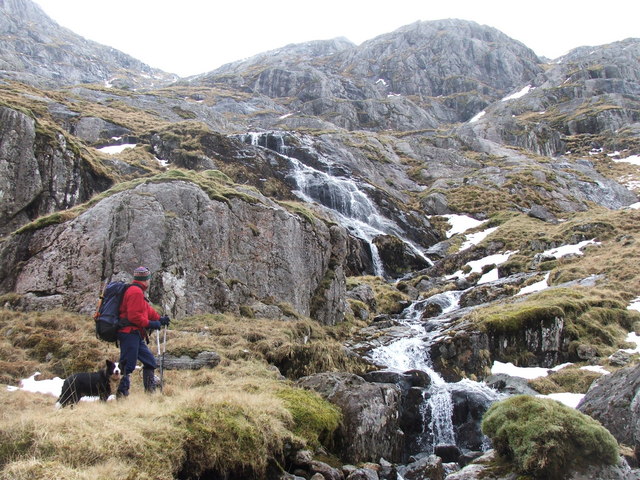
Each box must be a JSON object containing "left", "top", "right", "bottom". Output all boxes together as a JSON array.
[{"left": 118, "top": 281, "right": 160, "bottom": 334}]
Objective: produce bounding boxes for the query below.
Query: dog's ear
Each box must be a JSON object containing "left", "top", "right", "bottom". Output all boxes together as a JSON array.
[
  {"left": 120, "top": 358, "right": 127, "bottom": 370},
  {"left": 106, "top": 359, "right": 115, "bottom": 372}
]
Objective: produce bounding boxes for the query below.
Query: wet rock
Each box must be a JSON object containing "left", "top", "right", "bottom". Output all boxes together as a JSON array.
[
  {"left": 484, "top": 373, "right": 540, "bottom": 396},
  {"left": 297, "top": 372, "right": 404, "bottom": 463},
  {"left": 434, "top": 444, "right": 461, "bottom": 463},
  {"left": 373, "top": 234, "right": 431, "bottom": 279},
  {"left": 450, "top": 382, "right": 503, "bottom": 451},
  {"left": 310, "top": 460, "right": 343, "bottom": 480},
  {"left": 396, "top": 454, "right": 444, "bottom": 480},
  {"left": 346, "top": 467, "right": 379, "bottom": 480}
]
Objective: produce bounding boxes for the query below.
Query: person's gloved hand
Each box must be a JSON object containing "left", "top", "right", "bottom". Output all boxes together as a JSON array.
[
  {"left": 147, "top": 320, "right": 161, "bottom": 330},
  {"left": 159, "top": 315, "right": 171, "bottom": 327}
]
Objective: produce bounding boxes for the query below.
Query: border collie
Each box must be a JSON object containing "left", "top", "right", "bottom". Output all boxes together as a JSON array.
[{"left": 56, "top": 359, "right": 125, "bottom": 408}]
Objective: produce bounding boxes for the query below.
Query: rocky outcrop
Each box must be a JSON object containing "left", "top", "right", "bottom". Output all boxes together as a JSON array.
[
  {"left": 296, "top": 372, "right": 404, "bottom": 464},
  {"left": 0, "top": 106, "right": 112, "bottom": 237},
  {"left": 459, "top": 38, "right": 640, "bottom": 156},
  {"left": 0, "top": 180, "right": 349, "bottom": 324},
  {"left": 162, "top": 351, "right": 221, "bottom": 370},
  {"left": 334, "top": 19, "right": 543, "bottom": 123},
  {"left": 577, "top": 363, "right": 640, "bottom": 456},
  {"left": 429, "top": 313, "right": 569, "bottom": 382}
]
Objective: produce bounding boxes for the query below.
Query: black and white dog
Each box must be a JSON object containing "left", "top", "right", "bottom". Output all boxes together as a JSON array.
[{"left": 56, "top": 359, "right": 125, "bottom": 408}]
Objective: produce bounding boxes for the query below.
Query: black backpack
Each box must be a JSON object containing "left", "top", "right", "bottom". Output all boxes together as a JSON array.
[{"left": 94, "top": 281, "right": 139, "bottom": 342}]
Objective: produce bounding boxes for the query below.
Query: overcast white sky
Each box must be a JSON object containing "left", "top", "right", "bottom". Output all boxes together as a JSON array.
[{"left": 33, "top": 0, "right": 638, "bottom": 77}]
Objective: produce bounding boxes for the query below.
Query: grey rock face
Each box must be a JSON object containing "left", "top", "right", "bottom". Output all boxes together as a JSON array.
[
  {"left": 577, "top": 363, "right": 640, "bottom": 450},
  {"left": 193, "top": 19, "right": 543, "bottom": 131},
  {"left": 460, "top": 38, "right": 640, "bottom": 158},
  {"left": 0, "top": 180, "right": 349, "bottom": 324},
  {"left": 297, "top": 372, "right": 404, "bottom": 464},
  {"left": 0, "top": 106, "right": 112, "bottom": 236}
]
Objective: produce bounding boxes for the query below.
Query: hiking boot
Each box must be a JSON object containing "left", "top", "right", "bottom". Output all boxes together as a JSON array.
[{"left": 143, "top": 368, "right": 156, "bottom": 393}]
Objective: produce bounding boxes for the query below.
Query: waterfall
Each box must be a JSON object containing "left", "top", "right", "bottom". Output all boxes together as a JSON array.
[
  {"left": 367, "top": 289, "right": 502, "bottom": 452},
  {"left": 237, "top": 131, "right": 426, "bottom": 277},
  {"left": 427, "top": 378, "right": 456, "bottom": 447}
]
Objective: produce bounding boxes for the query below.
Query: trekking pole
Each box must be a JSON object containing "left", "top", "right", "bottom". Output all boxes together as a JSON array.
[
  {"left": 160, "top": 325, "right": 167, "bottom": 393},
  {"left": 156, "top": 328, "right": 163, "bottom": 393}
]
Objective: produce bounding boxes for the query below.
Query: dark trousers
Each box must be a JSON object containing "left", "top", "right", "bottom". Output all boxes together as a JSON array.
[{"left": 117, "top": 331, "right": 157, "bottom": 396}]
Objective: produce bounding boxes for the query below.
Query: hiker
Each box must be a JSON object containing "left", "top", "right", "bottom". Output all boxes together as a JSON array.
[{"left": 117, "top": 266, "right": 170, "bottom": 397}]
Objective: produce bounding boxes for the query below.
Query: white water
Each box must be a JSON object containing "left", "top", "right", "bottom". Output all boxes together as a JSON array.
[
  {"left": 367, "top": 290, "right": 501, "bottom": 450},
  {"left": 368, "top": 291, "right": 463, "bottom": 447},
  {"left": 240, "top": 131, "right": 430, "bottom": 277}
]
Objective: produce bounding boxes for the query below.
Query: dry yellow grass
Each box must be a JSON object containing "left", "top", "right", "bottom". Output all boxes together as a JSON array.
[
  {"left": 1, "top": 359, "right": 340, "bottom": 479},
  {"left": 0, "top": 307, "right": 352, "bottom": 479}
]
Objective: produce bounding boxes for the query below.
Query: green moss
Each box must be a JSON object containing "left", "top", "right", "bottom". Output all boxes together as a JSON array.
[
  {"left": 482, "top": 395, "right": 619, "bottom": 479},
  {"left": 276, "top": 386, "right": 341, "bottom": 448},
  {"left": 277, "top": 201, "right": 318, "bottom": 224},
  {"left": 482, "top": 304, "right": 565, "bottom": 334}
]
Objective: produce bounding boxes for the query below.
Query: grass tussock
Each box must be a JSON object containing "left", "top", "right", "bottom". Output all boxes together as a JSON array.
[
  {"left": 528, "top": 365, "right": 604, "bottom": 394},
  {"left": 0, "top": 365, "right": 341, "bottom": 479},
  {"left": 172, "top": 313, "right": 370, "bottom": 379},
  {"left": 482, "top": 395, "right": 619, "bottom": 479},
  {"left": 0, "top": 308, "right": 119, "bottom": 383},
  {"left": 347, "top": 276, "right": 409, "bottom": 315}
]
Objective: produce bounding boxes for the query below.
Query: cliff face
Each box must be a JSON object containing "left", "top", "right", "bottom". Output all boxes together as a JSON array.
[
  {"left": 0, "top": 179, "right": 348, "bottom": 324},
  {"left": 0, "top": 106, "right": 112, "bottom": 237}
]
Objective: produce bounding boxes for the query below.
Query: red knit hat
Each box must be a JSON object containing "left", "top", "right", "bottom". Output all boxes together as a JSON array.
[{"left": 133, "top": 266, "right": 151, "bottom": 281}]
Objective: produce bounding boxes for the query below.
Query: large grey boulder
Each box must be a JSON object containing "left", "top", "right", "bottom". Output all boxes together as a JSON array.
[
  {"left": 0, "top": 180, "right": 349, "bottom": 324},
  {"left": 577, "top": 363, "right": 640, "bottom": 454},
  {"left": 297, "top": 372, "right": 404, "bottom": 464}
]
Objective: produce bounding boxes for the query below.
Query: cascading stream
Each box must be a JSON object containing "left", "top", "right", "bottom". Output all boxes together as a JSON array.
[
  {"left": 368, "top": 290, "right": 463, "bottom": 449},
  {"left": 238, "top": 131, "right": 429, "bottom": 277},
  {"left": 368, "top": 289, "right": 504, "bottom": 454}
]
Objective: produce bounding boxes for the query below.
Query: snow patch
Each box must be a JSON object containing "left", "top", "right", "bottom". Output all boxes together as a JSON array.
[
  {"left": 7, "top": 372, "right": 63, "bottom": 397},
  {"left": 98, "top": 144, "right": 136, "bottom": 154},
  {"left": 469, "top": 110, "right": 485, "bottom": 123},
  {"left": 459, "top": 227, "right": 498, "bottom": 251},
  {"left": 541, "top": 392, "right": 584, "bottom": 408},
  {"left": 543, "top": 239, "right": 599, "bottom": 258},
  {"left": 613, "top": 154, "right": 640, "bottom": 166},
  {"left": 442, "top": 214, "right": 487, "bottom": 238},
  {"left": 517, "top": 272, "right": 551, "bottom": 296},
  {"left": 501, "top": 85, "right": 533, "bottom": 101}
]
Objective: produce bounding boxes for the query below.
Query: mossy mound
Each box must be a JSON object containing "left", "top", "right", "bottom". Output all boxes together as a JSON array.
[{"left": 482, "top": 395, "right": 619, "bottom": 479}]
